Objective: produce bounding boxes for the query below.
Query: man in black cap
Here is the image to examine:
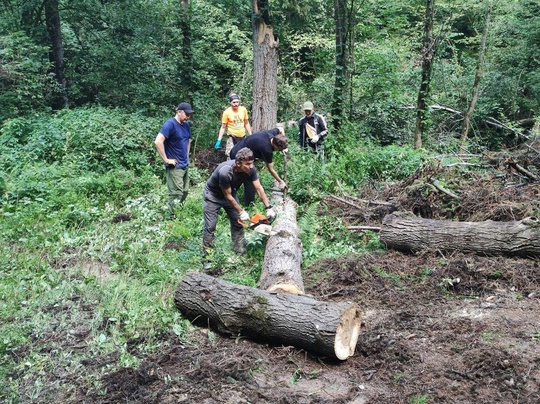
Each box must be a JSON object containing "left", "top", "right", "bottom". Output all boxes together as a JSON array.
[
  {"left": 155, "top": 102, "right": 195, "bottom": 218},
  {"left": 215, "top": 93, "right": 252, "bottom": 158}
]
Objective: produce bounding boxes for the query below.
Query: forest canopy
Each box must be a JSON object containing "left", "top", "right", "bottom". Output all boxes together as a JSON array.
[{"left": 0, "top": 0, "right": 538, "bottom": 150}]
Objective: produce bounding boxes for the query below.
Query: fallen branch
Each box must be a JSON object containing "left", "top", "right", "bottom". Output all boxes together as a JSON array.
[
  {"left": 347, "top": 226, "right": 381, "bottom": 232},
  {"left": 505, "top": 158, "right": 539, "bottom": 182},
  {"left": 429, "top": 178, "right": 461, "bottom": 199}
]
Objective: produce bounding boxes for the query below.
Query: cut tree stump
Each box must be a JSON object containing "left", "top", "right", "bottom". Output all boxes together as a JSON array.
[
  {"left": 380, "top": 211, "right": 540, "bottom": 257},
  {"left": 174, "top": 272, "right": 361, "bottom": 360}
]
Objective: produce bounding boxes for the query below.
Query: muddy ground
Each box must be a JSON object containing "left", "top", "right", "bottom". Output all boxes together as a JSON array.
[{"left": 88, "top": 150, "right": 540, "bottom": 403}]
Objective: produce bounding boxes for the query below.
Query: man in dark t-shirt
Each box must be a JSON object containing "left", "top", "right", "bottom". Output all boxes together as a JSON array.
[
  {"left": 230, "top": 127, "right": 288, "bottom": 205},
  {"left": 202, "top": 148, "right": 275, "bottom": 259},
  {"left": 154, "top": 102, "right": 194, "bottom": 218}
]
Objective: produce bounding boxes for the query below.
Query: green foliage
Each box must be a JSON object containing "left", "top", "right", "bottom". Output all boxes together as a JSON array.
[
  {"left": 1, "top": 107, "right": 162, "bottom": 177},
  {"left": 285, "top": 147, "right": 335, "bottom": 203},
  {"left": 487, "top": 0, "right": 540, "bottom": 119},
  {"left": 329, "top": 142, "right": 425, "bottom": 189},
  {"left": 359, "top": 101, "right": 417, "bottom": 146},
  {"left": 284, "top": 133, "right": 424, "bottom": 204},
  {"left": 409, "top": 394, "right": 431, "bottom": 404},
  {"left": 0, "top": 32, "right": 53, "bottom": 122},
  {"left": 0, "top": 0, "right": 539, "bottom": 395}
]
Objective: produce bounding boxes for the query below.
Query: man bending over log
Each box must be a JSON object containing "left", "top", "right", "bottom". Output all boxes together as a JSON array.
[
  {"left": 229, "top": 126, "right": 289, "bottom": 206},
  {"left": 202, "top": 148, "right": 276, "bottom": 266}
]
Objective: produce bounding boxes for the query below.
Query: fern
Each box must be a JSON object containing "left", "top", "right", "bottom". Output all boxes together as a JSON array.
[{"left": 297, "top": 202, "right": 319, "bottom": 241}]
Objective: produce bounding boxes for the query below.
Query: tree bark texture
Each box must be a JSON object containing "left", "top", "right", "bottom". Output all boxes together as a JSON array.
[
  {"left": 331, "top": 0, "right": 349, "bottom": 129},
  {"left": 175, "top": 272, "right": 361, "bottom": 360},
  {"left": 251, "top": 0, "right": 278, "bottom": 132},
  {"left": 45, "top": 0, "right": 68, "bottom": 109},
  {"left": 414, "top": 0, "right": 435, "bottom": 150},
  {"left": 460, "top": 3, "right": 491, "bottom": 150},
  {"left": 380, "top": 211, "right": 540, "bottom": 257},
  {"left": 258, "top": 189, "right": 304, "bottom": 294},
  {"left": 179, "top": 0, "right": 193, "bottom": 98}
]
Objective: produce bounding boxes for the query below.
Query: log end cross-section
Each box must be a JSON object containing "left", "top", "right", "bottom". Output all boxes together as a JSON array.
[{"left": 334, "top": 305, "right": 362, "bottom": 360}]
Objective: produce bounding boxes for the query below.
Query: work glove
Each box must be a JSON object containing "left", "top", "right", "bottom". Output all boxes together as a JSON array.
[
  {"left": 278, "top": 181, "right": 288, "bottom": 190},
  {"left": 239, "top": 210, "right": 250, "bottom": 221},
  {"left": 214, "top": 139, "right": 221, "bottom": 149},
  {"left": 310, "top": 134, "right": 320, "bottom": 143},
  {"left": 266, "top": 207, "right": 276, "bottom": 220}
]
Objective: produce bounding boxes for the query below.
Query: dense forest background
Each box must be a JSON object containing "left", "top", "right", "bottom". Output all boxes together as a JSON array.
[
  {"left": 2, "top": 0, "right": 539, "bottom": 149},
  {"left": 1, "top": 1, "right": 540, "bottom": 402}
]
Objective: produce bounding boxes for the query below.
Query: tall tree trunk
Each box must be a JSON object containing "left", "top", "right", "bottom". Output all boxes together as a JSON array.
[
  {"left": 414, "top": 0, "right": 436, "bottom": 150},
  {"left": 332, "top": 0, "right": 349, "bottom": 131},
  {"left": 460, "top": 3, "right": 492, "bottom": 153},
  {"left": 44, "top": 0, "right": 68, "bottom": 109},
  {"left": 179, "top": 0, "right": 192, "bottom": 100},
  {"left": 251, "top": 0, "right": 279, "bottom": 132}
]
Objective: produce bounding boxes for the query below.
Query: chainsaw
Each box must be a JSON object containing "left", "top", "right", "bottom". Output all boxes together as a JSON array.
[{"left": 238, "top": 212, "right": 275, "bottom": 236}]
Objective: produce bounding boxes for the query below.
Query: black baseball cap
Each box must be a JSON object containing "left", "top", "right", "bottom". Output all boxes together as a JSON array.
[{"left": 176, "top": 102, "right": 194, "bottom": 113}]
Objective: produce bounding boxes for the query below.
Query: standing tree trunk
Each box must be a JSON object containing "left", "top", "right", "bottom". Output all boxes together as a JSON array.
[
  {"left": 44, "top": 0, "right": 68, "bottom": 109},
  {"left": 414, "top": 0, "right": 436, "bottom": 150},
  {"left": 331, "top": 0, "right": 350, "bottom": 131},
  {"left": 460, "top": 3, "right": 492, "bottom": 152},
  {"left": 251, "top": 0, "right": 279, "bottom": 132},
  {"left": 179, "top": 0, "right": 193, "bottom": 100}
]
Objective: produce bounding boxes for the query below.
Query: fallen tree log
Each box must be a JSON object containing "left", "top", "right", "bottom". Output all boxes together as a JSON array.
[
  {"left": 258, "top": 190, "right": 304, "bottom": 294},
  {"left": 174, "top": 272, "right": 361, "bottom": 360},
  {"left": 175, "top": 185, "right": 362, "bottom": 360},
  {"left": 380, "top": 211, "right": 540, "bottom": 257}
]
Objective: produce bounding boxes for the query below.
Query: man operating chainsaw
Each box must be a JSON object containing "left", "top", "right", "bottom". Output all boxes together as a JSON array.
[{"left": 202, "top": 147, "right": 276, "bottom": 258}]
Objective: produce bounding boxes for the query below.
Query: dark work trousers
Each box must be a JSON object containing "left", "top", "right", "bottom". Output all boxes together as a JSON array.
[{"left": 202, "top": 186, "right": 245, "bottom": 254}]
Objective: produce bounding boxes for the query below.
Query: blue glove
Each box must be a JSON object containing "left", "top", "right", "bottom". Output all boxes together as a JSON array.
[{"left": 214, "top": 140, "right": 221, "bottom": 149}]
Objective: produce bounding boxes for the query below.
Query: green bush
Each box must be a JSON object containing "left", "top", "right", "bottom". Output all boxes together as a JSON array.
[
  {"left": 0, "top": 107, "right": 163, "bottom": 177},
  {"left": 0, "top": 32, "right": 53, "bottom": 122}
]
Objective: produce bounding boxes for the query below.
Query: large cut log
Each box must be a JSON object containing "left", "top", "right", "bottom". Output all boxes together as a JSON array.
[
  {"left": 380, "top": 211, "right": 540, "bottom": 257},
  {"left": 258, "top": 191, "right": 304, "bottom": 294},
  {"left": 175, "top": 272, "right": 361, "bottom": 360}
]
